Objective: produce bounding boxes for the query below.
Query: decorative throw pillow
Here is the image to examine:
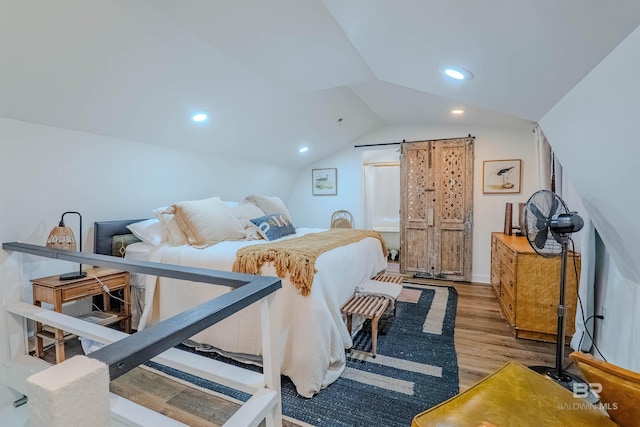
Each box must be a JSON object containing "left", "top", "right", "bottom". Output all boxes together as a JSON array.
[
  {"left": 244, "top": 195, "right": 292, "bottom": 222},
  {"left": 172, "top": 196, "right": 246, "bottom": 248},
  {"left": 250, "top": 213, "right": 296, "bottom": 241},
  {"left": 154, "top": 206, "right": 189, "bottom": 245},
  {"left": 126, "top": 218, "right": 166, "bottom": 246},
  {"left": 111, "top": 234, "right": 141, "bottom": 257},
  {"left": 231, "top": 202, "right": 266, "bottom": 240}
]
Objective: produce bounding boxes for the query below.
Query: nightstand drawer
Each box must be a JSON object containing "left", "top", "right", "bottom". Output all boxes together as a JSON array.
[{"left": 61, "top": 276, "right": 126, "bottom": 301}]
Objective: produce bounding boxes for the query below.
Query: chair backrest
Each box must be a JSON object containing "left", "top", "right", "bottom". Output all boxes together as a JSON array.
[
  {"left": 331, "top": 210, "right": 354, "bottom": 229},
  {"left": 570, "top": 351, "right": 640, "bottom": 427}
]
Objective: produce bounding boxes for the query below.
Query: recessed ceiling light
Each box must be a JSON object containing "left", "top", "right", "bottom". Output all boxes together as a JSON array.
[
  {"left": 298, "top": 146, "right": 309, "bottom": 153},
  {"left": 442, "top": 67, "right": 474, "bottom": 81},
  {"left": 191, "top": 112, "right": 208, "bottom": 122},
  {"left": 451, "top": 109, "right": 465, "bottom": 115}
]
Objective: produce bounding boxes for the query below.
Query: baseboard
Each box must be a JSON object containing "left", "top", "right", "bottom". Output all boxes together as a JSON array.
[{"left": 471, "top": 274, "right": 490, "bottom": 284}]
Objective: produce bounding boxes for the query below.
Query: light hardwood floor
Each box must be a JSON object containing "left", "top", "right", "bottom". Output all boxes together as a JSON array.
[
  {"left": 43, "top": 277, "right": 580, "bottom": 426},
  {"left": 446, "top": 280, "right": 578, "bottom": 391}
]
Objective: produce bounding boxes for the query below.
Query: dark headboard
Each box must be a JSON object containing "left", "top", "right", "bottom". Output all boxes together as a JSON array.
[{"left": 93, "top": 219, "right": 147, "bottom": 255}]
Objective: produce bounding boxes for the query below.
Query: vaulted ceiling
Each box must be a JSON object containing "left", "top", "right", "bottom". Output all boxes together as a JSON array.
[{"left": 2, "top": 1, "right": 639, "bottom": 167}]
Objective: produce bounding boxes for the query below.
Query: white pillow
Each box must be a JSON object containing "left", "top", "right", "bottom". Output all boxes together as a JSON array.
[
  {"left": 154, "top": 206, "right": 189, "bottom": 246},
  {"left": 171, "top": 196, "right": 246, "bottom": 248},
  {"left": 231, "top": 202, "right": 266, "bottom": 240},
  {"left": 222, "top": 200, "right": 241, "bottom": 208},
  {"left": 126, "top": 219, "right": 166, "bottom": 246},
  {"left": 244, "top": 195, "right": 292, "bottom": 222}
]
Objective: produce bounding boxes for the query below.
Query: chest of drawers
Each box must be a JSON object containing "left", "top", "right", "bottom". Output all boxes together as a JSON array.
[{"left": 490, "top": 232, "right": 580, "bottom": 342}]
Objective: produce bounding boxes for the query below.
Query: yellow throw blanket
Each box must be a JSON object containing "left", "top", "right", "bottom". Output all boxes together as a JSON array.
[{"left": 232, "top": 229, "right": 388, "bottom": 296}]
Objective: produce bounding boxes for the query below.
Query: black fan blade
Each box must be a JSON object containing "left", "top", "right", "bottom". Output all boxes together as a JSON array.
[
  {"left": 550, "top": 229, "right": 562, "bottom": 244},
  {"left": 530, "top": 202, "right": 546, "bottom": 221},
  {"left": 534, "top": 228, "right": 548, "bottom": 249},
  {"left": 529, "top": 203, "right": 548, "bottom": 230}
]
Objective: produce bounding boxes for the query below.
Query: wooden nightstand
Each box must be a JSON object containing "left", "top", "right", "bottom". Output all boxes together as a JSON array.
[{"left": 31, "top": 267, "right": 131, "bottom": 363}]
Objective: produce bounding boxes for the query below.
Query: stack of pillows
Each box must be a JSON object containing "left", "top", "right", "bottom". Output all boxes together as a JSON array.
[{"left": 126, "top": 195, "right": 295, "bottom": 249}]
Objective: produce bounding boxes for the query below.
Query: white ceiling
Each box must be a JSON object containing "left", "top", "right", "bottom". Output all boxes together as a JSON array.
[{"left": 1, "top": 0, "right": 639, "bottom": 167}]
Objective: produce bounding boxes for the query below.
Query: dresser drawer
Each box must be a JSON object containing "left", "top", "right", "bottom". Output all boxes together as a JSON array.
[
  {"left": 491, "top": 254, "right": 500, "bottom": 284},
  {"left": 498, "top": 284, "right": 516, "bottom": 326},
  {"left": 500, "top": 266, "right": 516, "bottom": 297},
  {"left": 497, "top": 241, "right": 516, "bottom": 272}
]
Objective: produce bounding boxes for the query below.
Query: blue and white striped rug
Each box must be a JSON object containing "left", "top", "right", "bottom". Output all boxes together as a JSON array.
[{"left": 148, "top": 284, "right": 458, "bottom": 427}]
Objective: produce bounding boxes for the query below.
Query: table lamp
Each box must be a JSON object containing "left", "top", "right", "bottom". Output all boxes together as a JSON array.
[{"left": 46, "top": 211, "right": 87, "bottom": 280}]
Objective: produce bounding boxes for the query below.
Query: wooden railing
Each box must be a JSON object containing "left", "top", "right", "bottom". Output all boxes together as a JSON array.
[{"left": 2, "top": 242, "right": 283, "bottom": 426}]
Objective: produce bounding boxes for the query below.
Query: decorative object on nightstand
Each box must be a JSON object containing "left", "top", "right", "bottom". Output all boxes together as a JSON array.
[
  {"left": 31, "top": 267, "right": 131, "bottom": 363},
  {"left": 503, "top": 202, "right": 513, "bottom": 235},
  {"left": 46, "top": 211, "right": 87, "bottom": 280}
]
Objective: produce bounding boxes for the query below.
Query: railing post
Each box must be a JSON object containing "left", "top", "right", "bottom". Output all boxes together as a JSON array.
[
  {"left": 261, "top": 294, "right": 282, "bottom": 427},
  {"left": 27, "top": 355, "right": 110, "bottom": 427}
]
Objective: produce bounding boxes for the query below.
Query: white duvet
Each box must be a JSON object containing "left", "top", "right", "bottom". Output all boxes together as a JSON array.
[{"left": 133, "top": 228, "right": 387, "bottom": 397}]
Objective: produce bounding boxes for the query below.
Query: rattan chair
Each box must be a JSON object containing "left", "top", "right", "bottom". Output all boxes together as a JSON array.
[{"left": 331, "top": 210, "right": 354, "bottom": 229}]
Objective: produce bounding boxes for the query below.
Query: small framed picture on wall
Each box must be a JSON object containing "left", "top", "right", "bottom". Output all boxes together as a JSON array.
[
  {"left": 483, "top": 159, "right": 522, "bottom": 194},
  {"left": 312, "top": 168, "right": 337, "bottom": 196}
]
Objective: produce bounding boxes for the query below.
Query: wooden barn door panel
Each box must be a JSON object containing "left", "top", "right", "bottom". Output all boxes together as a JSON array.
[
  {"left": 401, "top": 137, "right": 473, "bottom": 281},
  {"left": 433, "top": 140, "right": 473, "bottom": 280},
  {"left": 400, "top": 141, "right": 434, "bottom": 276},
  {"left": 439, "top": 229, "right": 464, "bottom": 275},
  {"left": 403, "top": 227, "right": 429, "bottom": 270}
]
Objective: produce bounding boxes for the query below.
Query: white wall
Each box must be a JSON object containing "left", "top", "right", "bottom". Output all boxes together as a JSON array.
[
  {"left": 540, "top": 26, "right": 640, "bottom": 371},
  {"left": 287, "top": 143, "right": 364, "bottom": 229},
  {"left": 0, "top": 117, "right": 298, "bottom": 408},
  {"left": 287, "top": 123, "right": 537, "bottom": 283}
]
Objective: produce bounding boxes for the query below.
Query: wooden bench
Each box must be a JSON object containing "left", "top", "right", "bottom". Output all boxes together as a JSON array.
[{"left": 340, "top": 294, "right": 389, "bottom": 357}]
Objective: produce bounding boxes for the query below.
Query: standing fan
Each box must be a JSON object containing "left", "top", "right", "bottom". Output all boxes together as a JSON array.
[{"left": 523, "top": 190, "right": 585, "bottom": 389}]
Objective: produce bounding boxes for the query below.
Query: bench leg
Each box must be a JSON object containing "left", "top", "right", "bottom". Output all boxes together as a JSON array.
[{"left": 371, "top": 314, "right": 381, "bottom": 358}]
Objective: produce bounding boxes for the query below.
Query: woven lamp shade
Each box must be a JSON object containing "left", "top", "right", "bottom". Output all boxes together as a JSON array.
[{"left": 46, "top": 226, "right": 77, "bottom": 251}]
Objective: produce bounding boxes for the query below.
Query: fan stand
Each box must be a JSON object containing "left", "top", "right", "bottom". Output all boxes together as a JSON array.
[{"left": 528, "top": 233, "right": 598, "bottom": 403}]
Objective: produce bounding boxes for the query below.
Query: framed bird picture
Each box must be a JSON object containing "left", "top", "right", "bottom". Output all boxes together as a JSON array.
[
  {"left": 312, "top": 168, "right": 338, "bottom": 196},
  {"left": 483, "top": 159, "right": 522, "bottom": 194}
]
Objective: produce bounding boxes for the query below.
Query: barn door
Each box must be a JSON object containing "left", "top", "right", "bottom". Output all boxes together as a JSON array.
[{"left": 400, "top": 137, "right": 474, "bottom": 281}]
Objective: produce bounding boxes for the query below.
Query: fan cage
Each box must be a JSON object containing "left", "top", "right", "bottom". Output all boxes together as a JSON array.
[{"left": 523, "top": 190, "right": 568, "bottom": 257}]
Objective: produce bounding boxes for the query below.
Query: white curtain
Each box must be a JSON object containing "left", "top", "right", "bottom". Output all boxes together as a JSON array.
[
  {"left": 537, "top": 125, "right": 595, "bottom": 351},
  {"left": 570, "top": 217, "right": 596, "bottom": 351},
  {"left": 534, "top": 125, "right": 553, "bottom": 191},
  {"left": 562, "top": 172, "right": 596, "bottom": 352},
  {"left": 363, "top": 163, "right": 400, "bottom": 229}
]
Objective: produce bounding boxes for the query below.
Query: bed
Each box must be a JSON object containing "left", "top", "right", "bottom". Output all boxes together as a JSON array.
[{"left": 94, "top": 200, "right": 387, "bottom": 398}]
